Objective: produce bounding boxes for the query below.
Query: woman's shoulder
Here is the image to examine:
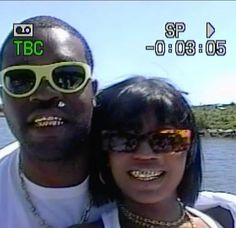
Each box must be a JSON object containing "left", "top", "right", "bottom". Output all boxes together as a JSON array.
[
  {"left": 195, "top": 191, "right": 236, "bottom": 227},
  {"left": 196, "top": 191, "right": 236, "bottom": 210},
  {"left": 203, "top": 206, "right": 234, "bottom": 228},
  {"left": 68, "top": 221, "right": 103, "bottom": 228},
  {"left": 101, "top": 207, "right": 120, "bottom": 228},
  {"left": 186, "top": 206, "right": 223, "bottom": 228}
]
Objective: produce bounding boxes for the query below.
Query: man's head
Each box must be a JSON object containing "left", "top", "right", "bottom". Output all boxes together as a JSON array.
[{"left": 0, "top": 16, "right": 97, "bottom": 161}]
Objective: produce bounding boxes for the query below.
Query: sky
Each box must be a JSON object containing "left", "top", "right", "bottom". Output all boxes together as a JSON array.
[{"left": 0, "top": 1, "right": 235, "bottom": 105}]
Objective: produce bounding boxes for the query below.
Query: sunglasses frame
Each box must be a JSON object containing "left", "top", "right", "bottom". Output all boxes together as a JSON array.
[
  {"left": 0, "top": 61, "right": 91, "bottom": 98},
  {"left": 102, "top": 129, "right": 192, "bottom": 154}
]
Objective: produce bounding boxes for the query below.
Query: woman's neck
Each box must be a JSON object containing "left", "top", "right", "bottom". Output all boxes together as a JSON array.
[{"left": 120, "top": 196, "right": 182, "bottom": 223}]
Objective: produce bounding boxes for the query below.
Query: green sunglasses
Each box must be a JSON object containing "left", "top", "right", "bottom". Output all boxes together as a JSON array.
[{"left": 0, "top": 62, "right": 91, "bottom": 98}]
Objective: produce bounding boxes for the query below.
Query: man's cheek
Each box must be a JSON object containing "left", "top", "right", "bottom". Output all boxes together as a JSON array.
[{"left": 74, "top": 105, "right": 93, "bottom": 118}]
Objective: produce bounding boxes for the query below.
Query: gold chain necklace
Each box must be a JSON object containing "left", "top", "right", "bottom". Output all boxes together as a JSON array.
[
  {"left": 19, "top": 159, "right": 92, "bottom": 227},
  {"left": 119, "top": 202, "right": 197, "bottom": 228}
]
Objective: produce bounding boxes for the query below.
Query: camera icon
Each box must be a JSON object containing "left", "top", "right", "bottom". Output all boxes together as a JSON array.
[{"left": 13, "top": 23, "right": 34, "bottom": 37}]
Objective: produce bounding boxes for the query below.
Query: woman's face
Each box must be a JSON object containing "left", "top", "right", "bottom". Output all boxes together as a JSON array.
[{"left": 106, "top": 110, "right": 190, "bottom": 204}]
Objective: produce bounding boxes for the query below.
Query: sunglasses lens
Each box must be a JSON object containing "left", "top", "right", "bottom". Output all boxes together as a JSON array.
[
  {"left": 150, "top": 134, "right": 176, "bottom": 153},
  {"left": 102, "top": 130, "right": 190, "bottom": 154},
  {"left": 4, "top": 69, "right": 36, "bottom": 95},
  {"left": 103, "top": 133, "right": 137, "bottom": 153},
  {"left": 52, "top": 65, "right": 86, "bottom": 91},
  {"left": 150, "top": 131, "right": 190, "bottom": 153}
]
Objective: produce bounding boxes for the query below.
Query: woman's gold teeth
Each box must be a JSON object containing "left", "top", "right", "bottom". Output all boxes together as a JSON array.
[{"left": 129, "top": 170, "right": 164, "bottom": 181}]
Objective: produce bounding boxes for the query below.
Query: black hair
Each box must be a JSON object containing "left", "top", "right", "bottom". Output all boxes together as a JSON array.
[
  {"left": 89, "top": 76, "right": 202, "bottom": 207},
  {"left": 0, "top": 16, "right": 94, "bottom": 72}
]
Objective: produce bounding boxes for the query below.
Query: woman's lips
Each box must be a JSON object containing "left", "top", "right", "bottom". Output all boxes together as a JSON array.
[{"left": 128, "top": 170, "right": 166, "bottom": 181}]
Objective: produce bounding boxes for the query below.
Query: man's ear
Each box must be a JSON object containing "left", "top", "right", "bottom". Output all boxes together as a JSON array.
[
  {"left": 92, "top": 80, "right": 98, "bottom": 95},
  {"left": 0, "top": 84, "right": 3, "bottom": 97},
  {"left": 0, "top": 86, "right": 3, "bottom": 116}
]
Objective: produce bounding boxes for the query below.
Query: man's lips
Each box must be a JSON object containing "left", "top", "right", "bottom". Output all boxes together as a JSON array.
[
  {"left": 33, "top": 116, "right": 64, "bottom": 127},
  {"left": 27, "top": 110, "right": 68, "bottom": 128}
]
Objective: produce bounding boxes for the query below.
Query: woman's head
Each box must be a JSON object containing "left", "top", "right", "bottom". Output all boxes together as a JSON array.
[{"left": 89, "top": 76, "right": 202, "bottom": 207}]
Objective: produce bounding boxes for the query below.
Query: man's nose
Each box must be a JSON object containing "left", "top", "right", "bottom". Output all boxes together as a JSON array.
[
  {"left": 29, "top": 79, "right": 62, "bottom": 102},
  {"left": 132, "top": 140, "right": 158, "bottom": 160}
]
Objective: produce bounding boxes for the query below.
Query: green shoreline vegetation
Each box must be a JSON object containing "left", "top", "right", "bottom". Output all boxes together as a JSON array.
[{"left": 193, "top": 102, "right": 236, "bottom": 137}]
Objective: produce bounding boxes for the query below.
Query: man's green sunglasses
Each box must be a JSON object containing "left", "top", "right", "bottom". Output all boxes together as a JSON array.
[{"left": 0, "top": 62, "right": 91, "bottom": 98}]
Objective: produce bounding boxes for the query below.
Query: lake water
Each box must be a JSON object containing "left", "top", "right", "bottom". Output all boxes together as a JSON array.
[{"left": 0, "top": 117, "right": 236, "bottom": 194}]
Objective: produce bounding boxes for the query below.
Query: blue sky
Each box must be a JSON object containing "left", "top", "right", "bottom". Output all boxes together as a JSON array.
[{"left": 0, "top": 1, "right": 235, "bottom": 105}]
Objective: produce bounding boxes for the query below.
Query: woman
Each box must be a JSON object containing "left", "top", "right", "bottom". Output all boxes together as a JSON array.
[{"left": 77, "top": 76, "right": 222, "bottom": 227}]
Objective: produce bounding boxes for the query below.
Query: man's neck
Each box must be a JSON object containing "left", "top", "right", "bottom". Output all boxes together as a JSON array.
[{"left": 19, "top": 150, "right": 89, "bottom": 188}]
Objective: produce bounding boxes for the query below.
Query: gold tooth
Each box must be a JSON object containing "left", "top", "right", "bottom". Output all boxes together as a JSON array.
[
  {"left": 131, "top": 170, "right": 162, "bottom": 178},
  {"left": 34, "top": 120, "right": 64, "bottom": 127},
  {"left": 37, "top": 122, "right": 43, "bottom": 127},
  {"left": 34, "top": 117, "right": 44, "bottom": 123},
  {"left": 135, "top": 176, "right": 156, "bottom": 181},
  {"left": 34, "top": 116, "right": 63, "bottom": 123}
]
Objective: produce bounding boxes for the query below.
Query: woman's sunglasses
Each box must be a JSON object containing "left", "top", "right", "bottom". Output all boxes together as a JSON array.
[
  {"left": 0, "top": 62, "right": 91, "bottom": 98},
  {"left": 102, "top": 129, "right": 191, "bottom": 154}
]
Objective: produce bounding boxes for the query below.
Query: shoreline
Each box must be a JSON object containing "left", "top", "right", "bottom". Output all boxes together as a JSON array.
[{"left": 199, "top": 129, "right": 236, "bottom": 138}]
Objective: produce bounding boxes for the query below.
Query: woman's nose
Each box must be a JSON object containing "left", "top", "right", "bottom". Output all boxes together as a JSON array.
[{"left": 132, "top": 140, "right": 158, "bottom": 160}]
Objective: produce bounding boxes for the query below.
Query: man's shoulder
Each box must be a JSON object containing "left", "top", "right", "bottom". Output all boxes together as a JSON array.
[
  {"left": 0, "top": 141, "right": 19, "bottom": 166},
  {"left": 0, "top": 142, "right": 19, "bottom": 203}
]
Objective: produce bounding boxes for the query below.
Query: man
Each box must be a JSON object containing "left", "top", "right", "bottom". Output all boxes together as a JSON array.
[{"left": 0, "top": 16, "right": 111, "bottom": 227}]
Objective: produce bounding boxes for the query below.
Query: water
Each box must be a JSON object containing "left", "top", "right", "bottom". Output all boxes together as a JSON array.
[
  {"left": 0, "top": 117, "right": 236, "bottom": 194},
  {"left": 201, "top": 137, "right": 236, "bottom": 194},
  {"left": 0, "top": 118, "right": 16, "bottom": 148}
]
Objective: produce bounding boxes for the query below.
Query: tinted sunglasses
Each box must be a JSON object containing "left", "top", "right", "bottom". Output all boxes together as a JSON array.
[
  {"left": 102, "top": 129, "right": 191, "bottom": 154},
  {"left": 0, "top": 62, "right": 91, "bottom": 98}
]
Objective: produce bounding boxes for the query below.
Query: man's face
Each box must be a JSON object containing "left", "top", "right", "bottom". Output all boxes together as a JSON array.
[{"left": 1, "top": 27, "right": 96, "bottom": 161}]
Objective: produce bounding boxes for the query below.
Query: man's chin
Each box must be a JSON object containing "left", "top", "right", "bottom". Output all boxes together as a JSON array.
[
  {"left": 27, "top": 124, "right": 68, "bottom": 140},
  {"left": 21, "top": 140, "right": 79, "bottom": 161},
  {"left": 18, "top": 124, "right": 90, "bottom": 161}
]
